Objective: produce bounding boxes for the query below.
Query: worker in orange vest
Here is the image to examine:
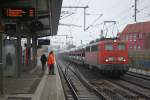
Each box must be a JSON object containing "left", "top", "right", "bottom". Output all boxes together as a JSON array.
[{"left": 47, "top": 51, "right": 55, "bottom": 75}]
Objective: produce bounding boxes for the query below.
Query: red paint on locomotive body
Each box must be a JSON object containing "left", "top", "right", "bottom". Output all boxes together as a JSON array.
[{"left": 99, "top": 40, "right": 129, "bottom": 65}]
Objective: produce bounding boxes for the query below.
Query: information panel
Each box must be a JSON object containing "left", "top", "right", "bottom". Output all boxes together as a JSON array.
[
  {"left": 38, "top": 39, "right": 50, "bottom": 45},
  {"left": 2, "top": 8, "right": 35, "bottom": 19}
]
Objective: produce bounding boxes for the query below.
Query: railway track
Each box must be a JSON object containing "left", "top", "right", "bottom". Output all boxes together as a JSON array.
[
  {"left": 91, "top": 80, "right": 138, "bottom": 100},
  {"left": 58, "top": 58, "right": 150, "bottom": 100},
  {"left": 62, "top": 61, "right": 137, "bottom": 100},
  {"left": 64, "top": 62, "right": 116, "bottom": 100},
  {"left": 69, "top": 61, "right": 150, "bottom": 100},
  {"left": 57, "top": 59, "right": 99, "bottom": 100},
  {"left": 126, "top": 71, "right": 150, "bottom": 81},
  {"left": 71, "top": 63, "right": 138, "bottom": 100},
  {"left": 121, "top": 72, "right": 150, "bottom": 90},
  {"left": 110, "top": 79, "right": 150, "bottom": 99}
]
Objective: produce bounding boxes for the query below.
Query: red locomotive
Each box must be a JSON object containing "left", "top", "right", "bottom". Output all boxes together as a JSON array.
[{"left": 61, "top": 38, "right": 129, "bottom": 76}]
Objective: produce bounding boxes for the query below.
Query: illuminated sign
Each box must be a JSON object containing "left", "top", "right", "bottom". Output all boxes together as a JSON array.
[{"left": 2, "top": 8, "right": 35, "bottom": 18}]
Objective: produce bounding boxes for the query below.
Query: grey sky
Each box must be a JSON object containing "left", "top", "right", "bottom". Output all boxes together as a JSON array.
[{"left": 55, "top": 0, "right": 150, "bottom": 47}]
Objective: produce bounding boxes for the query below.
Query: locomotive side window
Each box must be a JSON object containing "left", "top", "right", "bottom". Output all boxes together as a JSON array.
[
  {"left": 86, "top": 46, "right": 90, "bottom": 52},
  {"left": 105, "top": 44, "right": 113, "bottom": 50},
  {"left": 91, "top": 45, "right": 98, "bottom": 52},
  {"left": 118, "top": 43, "right": 125, "bottom": 50}
]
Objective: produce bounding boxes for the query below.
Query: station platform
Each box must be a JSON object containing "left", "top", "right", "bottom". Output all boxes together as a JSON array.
[
  {"left": 38, "top": 63, "right": 65, "bottom": 100},
  {"left": 0, "top": 61, "right": 65, "bottom": 100}
]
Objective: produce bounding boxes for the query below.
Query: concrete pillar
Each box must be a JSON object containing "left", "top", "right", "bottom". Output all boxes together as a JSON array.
[
  {"left": 0, "top": 33, "right": 3, "bottom": 94},
  {"left": 32, "top": 35, "right": 37, "bottom": 66},
  {"left": 16, "top": 35, "right": 22, "bottom": 77}
]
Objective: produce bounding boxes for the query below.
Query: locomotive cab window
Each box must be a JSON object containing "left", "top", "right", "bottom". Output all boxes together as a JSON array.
[
  {"left": 105, "top": 43, "right": 113, "bottom": 50},
  {"left": 118, "top": 43, "right": 125, "bottom": 50},
  {"left": 91, "top": 45, "right": 98, "bottom": 52}
]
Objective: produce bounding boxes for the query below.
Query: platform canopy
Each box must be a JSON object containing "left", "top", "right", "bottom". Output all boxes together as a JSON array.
[{"left": 0, "top": 0, "right": 63, "bottom": 37}]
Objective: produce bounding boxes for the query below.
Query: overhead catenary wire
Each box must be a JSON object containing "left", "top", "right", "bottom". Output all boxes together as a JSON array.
[
  {"left": 88, "top": 0, "right": 124, "bottom": 13},
  {"left": 62, "top": 0, "right": 131, "bottom": 32},
  {"left": 137, "top": 4, "right": 150, "bottom": 13},
  {"left": 71, "top": 0, "right": 93, "bottom": 30},
  {"left": 85, "top": 14, "right": 103, "bottom": 31},
  {"left": 113, "top": 5, "right": 134, "bottom": 29},
  {"left": 105, "top": 0, "right": 145, "bottom": 31},
  {"left": 60, "top": 13, "right": 75, "bottom": 20},
  {"left": 87, "top": 1, "right": 134, "bottom": 33},
  {"left": 115, "top": 6, "right": 133, "bottom": 18},
  {"left": 60, "top": 0, "right": 150, "bottom": 46},
  {"left": 70, "top": 0, "right": 84, "bottom": 24}
]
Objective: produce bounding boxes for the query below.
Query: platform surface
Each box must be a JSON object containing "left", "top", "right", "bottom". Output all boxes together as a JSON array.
[
  {"left": 0, "top": 58, "right": 65, "bottom": 100},
  {"left": 39, "top": 63, "right": 65, "bottom": 100}
]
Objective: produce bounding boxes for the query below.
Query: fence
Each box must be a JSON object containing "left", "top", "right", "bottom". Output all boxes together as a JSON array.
[{"left": 129, "top": 50, "right": 150, "bottom": 69}]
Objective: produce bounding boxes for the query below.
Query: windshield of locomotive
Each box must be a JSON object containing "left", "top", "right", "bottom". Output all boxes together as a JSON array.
[
  {"left": 118, "top": 43, "right": 125, "bottom": 50},
  {"left": 105, "top": 43, "right": 113, "bottom": 50}
]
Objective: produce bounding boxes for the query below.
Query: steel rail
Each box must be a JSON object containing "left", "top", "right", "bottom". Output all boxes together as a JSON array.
[
  {"left": 66, "top": 62, "right": 110, "bottom": 100},
  {"left": 122, "top": 74, "right": 150, "bottom": 90},
  {"left": 57, "top": 63, "right": 80, "bottom": 100},
  {"left": 127, "top": 72, "right": 150, "bottom": 81},
  {"left": 111, "top": 80, "right": 150, "bottom": 99}
]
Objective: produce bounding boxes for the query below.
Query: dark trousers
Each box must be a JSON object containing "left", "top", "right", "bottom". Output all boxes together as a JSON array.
[
  {"left": 41, "top": 62, "right": 46, "bottom": 71},
  {"left": 48, "top": 64, "right": 55, "bottom": 75}
]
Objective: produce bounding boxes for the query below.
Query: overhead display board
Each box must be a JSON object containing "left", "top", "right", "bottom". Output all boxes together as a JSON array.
[
  {"left": 38, "top": 39, "right": 50, "bottom": 45},
  {"left": 2, "top": 8, "right": 35, "bottom": 19}
]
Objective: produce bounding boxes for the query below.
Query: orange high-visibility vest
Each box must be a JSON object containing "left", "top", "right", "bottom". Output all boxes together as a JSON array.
[{"left": 47, "top": 54, "right": 55, "bottom": 64}]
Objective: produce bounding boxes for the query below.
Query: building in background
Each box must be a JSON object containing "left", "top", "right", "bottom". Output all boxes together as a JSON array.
[
  {"left": 117, "top": 21, "right": 150, "bottom": 68},
  {"left": 117, "top": 21, "right": 150, "bottom": 50}
]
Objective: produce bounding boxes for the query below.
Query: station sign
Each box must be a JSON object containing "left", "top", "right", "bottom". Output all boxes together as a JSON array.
[
  {"left": 2, "top": 8, "right": 35, "bottom": 19},
  {"left": 38, "top": 39, "right": 50, "bottom": 45}
]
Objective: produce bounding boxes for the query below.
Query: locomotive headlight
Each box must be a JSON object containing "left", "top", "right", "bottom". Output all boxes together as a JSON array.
[
  {"left": 105, "top": 57, "right": 114, "bottom": 62},
  {"left": 118, "top": 57, "right": 126, "bottom": 62},
  {"left": 123, "top": 59, "right": 126, "bottom": 62},
  {"left": 105, "top": 59, "right": 109, "bottom": 62}
]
